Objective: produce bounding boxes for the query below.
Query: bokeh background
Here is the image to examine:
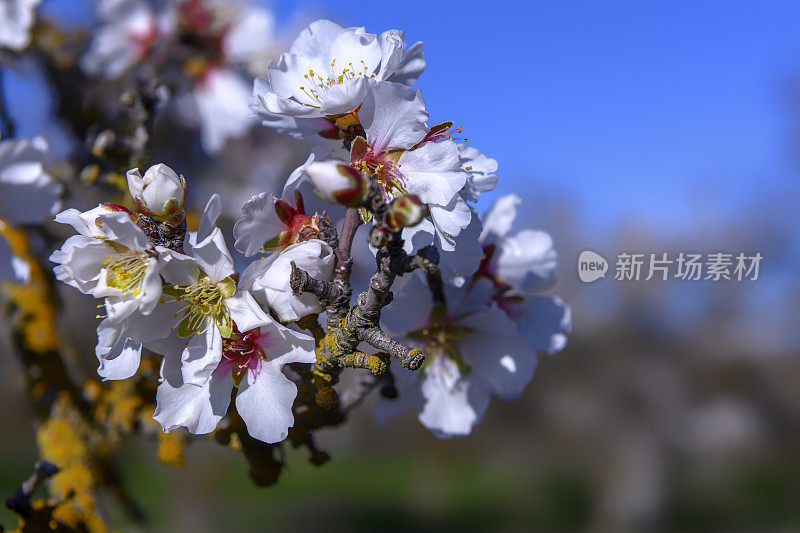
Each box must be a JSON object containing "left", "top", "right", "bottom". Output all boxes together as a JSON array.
[{"left": 2, "top": 0, "right": 800, "bottom": 530}]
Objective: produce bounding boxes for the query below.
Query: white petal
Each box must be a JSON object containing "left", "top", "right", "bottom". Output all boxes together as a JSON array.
[
  {"left": 399, "top": 140, "right": 466, "bottom": 206},
  {"left": 180, "top": 323, "right": 223, "bottom": 386},
  {"left": 224, "top": 291, "right": 269, "bottom": 333},
  {"left": 247, "top": 239, "right": 335, "bottom": 322},
  {"left": 430, "top": 195, "right": 473, "bottom": 248},
  {"left": 98, "top": 211, "right": 150, "bottom": 251},
  {"left": 0, "top": 0, "right": 41, "bottom": 51},
  {"left": 459, "top": 145, "right": 498, "bottom": 202},
  {"left": 479, "top": 194, "right": 520, "bottom": 244},
  {"left": 257, "top": 319, "right": 317, "bottom": 367},
  {"left": 360, "top": 81, "right": 428, "bottom": 151},
  {"left": 386, "top": 41, "right": 426, "bottom": 85},
  {"left": 514, "top": 295, "right": 572, "bottom": 355},
  {"left": 319, "top": 77, "right": 369, "bottom": 115},
  {"left": 418, "top": 360, "right": 489, "bottom": 438},
  {"left": 194, "top": 68, "right": 253, "bottom": 153},
  {"left": 194, "top": 193, "right": 223, "bottom": 247},
  {"left": 95, "top": 318, "right": 141, "bottom": 381},
  {"left": 137, "top": 257, "right": 162, "bottom": 315},
  {"left": 103, "top": 296, "right": 139, "bottom": 323},
  {"left": 437, "top": 212, "right": 483, "bottom": 287},
  {"left": 0, "top": 137, "right": 61, "bottom": 224},
  {"left": 459, "top": 308, "right": 537, "bottom": 400},
  {"left": 191, "top": 227, "right": 234, "bottom": 283},
  {"left": 154, "top": 365, "right": 233, "bottom": 435},
  {"left": 493, "top": 229, "right": 558, "bottom": 291},
  {"left": 54, "top": 206, "right": 112, "bottom": 238},
  {"left": 233, "top": 192, "right": 284, "bottom": 257},
  {"left": 289, "top": 20, "right": 346, "bottom": 58},
  {"left": 157, "top": 248, "right": 199, "bottom": 286},
  {"left": 375, "top": 29, "right": 406, "bottom": 81},
  {"left": 235, "top": 363, "right": 298, "bottom": 443},
  {"left": 49, "top": 236, "right": 113, "bottom": 295}
]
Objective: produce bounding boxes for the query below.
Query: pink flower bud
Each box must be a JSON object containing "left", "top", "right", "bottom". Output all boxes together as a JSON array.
[
  {"left": 385, "top": 194, "right": 425, "bottom": 230},
  {"left": 126, "top": 164, "right": 187, "bottom": 219},
  {"left": 305, "top": 160, "right": 369, "bottom": 207}
]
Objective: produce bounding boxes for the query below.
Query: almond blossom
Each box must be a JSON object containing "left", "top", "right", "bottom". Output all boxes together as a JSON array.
[
  {"left": 376, "top": 276, "right": 538, "bottom": 437},
  {"left": 251, "top": 19, "right": 425, "bottom": 139},
  {"left": 477, "top": 194, "right": 571, "bottom": 354},
  {"left": 158, "top": 195, "right": 269, "bottom": 386},
  {"left": 82, "top": 0, "right": 279, "bottom": 153},
  {"left": 50, "top": 208, "right": 170, "bottom": 379},
  {"left": 154, "top": 315, "right": 316, "bottom": 443}
]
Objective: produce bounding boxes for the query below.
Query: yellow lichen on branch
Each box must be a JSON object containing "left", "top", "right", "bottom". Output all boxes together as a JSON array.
[{"left": 36, "top": 393, "right": 107, "bottom": 533}]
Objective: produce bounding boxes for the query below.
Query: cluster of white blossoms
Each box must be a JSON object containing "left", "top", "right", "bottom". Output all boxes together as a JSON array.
[
  {"left": 81, "top": 0, "right": 281, "bottom": 153},
  {"left": 50, "top": 18, "right": 570, "bottom": 442}
]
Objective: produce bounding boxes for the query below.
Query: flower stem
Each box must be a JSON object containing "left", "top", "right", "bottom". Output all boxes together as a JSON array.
[{"left": 334, "top": 207, "right": 361, "bottom": 282}]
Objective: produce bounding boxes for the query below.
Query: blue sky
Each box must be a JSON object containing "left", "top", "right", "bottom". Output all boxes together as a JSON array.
[{"left": 270, "top": 0, "right": 800, "bottom": 238}]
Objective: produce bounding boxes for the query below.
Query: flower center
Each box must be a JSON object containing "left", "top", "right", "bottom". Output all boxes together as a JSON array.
[
  {"left": 352, "top": 146, "right": 406, "bottom": 199},
  {"left": 169, "top": 276, "right": 235, "bottom": 338},
  {"left": 104, "top": 251, "right": 148, "bottom": 296},
  {"left": 408, "top": 316, "right": 472, "bottom": 375},
  {"left": 298, "top": 60, "right": 376, "bottom": 107},
  {"left": 222, "top": 327, "right": 266, "bottom": 386}
]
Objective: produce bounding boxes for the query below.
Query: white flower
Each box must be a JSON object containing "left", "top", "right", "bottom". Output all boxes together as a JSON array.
[
  {"left": 0, "top": 137, "right": 61, "bottom": 225},
  {"left": 126, "top": 163, "right": 186, "bottom": 220},
  {"left": 221, "top": 1, "right": 278, "bottom": 76},
  {"left": 376, "top": 276, "right": 537, "bottom": 438},
  {"left": 0, "top": 0, "right": 41, "bottom": 51},
  {"left": 50, "top": 210, "right": 162, "bottom": 322},
  {"left": 475, "top": 194, "right": 572, "bottom": 354},
  {"left": 304, "top": 159, "right": 368, "bottom": 207},
  {"left": 251, "top": 19, "right": 425, "bottom": 138},
  {"left": 81, "top": 0, "right": 169, "bottom": 78},
  {"left": 191, "top": 67, "right": 254, "bottom": 154},
  {"left": 50, "top": 208, "right": 176, "bottom": 381},
  {"left": 158, "top": 195, "right": 270, "bottom": 386},
  {"left": 240, "top": 239, "right": 335, "bottom": 322},
  {"left": 154, "top": 315, "right": 316, "bottom": 443}
]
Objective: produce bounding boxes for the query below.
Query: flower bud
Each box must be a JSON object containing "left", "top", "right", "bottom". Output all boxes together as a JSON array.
[
  {"left": 369, "top": 225, "right": 391, "bottom": 248},
  {"left": 305, "top": 160, "right": 368, "bottom": 207},
  {"left": 126, "top": 164, "right": 187, "bottom": 220},
  {"left": 385, "top": 194, "right": 425, "bottom": 230}
]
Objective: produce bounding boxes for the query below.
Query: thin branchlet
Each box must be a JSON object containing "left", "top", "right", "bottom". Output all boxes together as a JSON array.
[{"left": 292, "top": 186, "right": 440, "bottom": 408}]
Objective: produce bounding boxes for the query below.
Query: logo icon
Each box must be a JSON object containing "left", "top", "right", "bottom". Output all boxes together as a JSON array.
[{"left": 578, "top": 250, "right": 608, "bottom": 283}]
